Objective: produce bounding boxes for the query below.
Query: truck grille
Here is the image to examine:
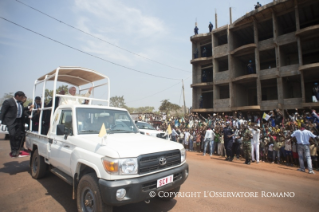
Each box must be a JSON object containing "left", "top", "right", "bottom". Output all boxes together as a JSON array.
[
  {"left": 138, "top": 150, "right": 181, "bottom": 175},
  {"left": 141, "top": 172, "right": 183, "bottom": 191}
]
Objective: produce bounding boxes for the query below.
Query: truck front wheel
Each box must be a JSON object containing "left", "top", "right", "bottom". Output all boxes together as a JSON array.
[
  {"left": 157, "top": 186, "right": 180, "bottom": 201},
  {"left": 31, "top": 149, "right": 47, "bottom": 179},
  {"left": 77, "top": 173, "right": 113, "bottom": 212}
]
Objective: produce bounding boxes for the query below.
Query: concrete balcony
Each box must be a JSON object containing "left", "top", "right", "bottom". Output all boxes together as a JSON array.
[
  {"left": 259, "top": 67, "right": 278, "bottom": 80},
  {"left": 283, "top": 98, "right": 302, "bottom": 109},
  {"left": 190, "top": 32, "right": 211, "bottom": 42},
  {"left": 190, "top": 82, "right": 213, "bottom": 88},
  {"left": 214, "top": 99, "right": 231, "bottom": 111},
  {"left": 260, "top": 100, "right": 279, "bottom": 111},
  {"left": 232, "top": 74, "right": 257, "bottom": 83},
  {"left": 190, "top": 56, "right": 213, "bottom": 65},
  {"left": 280, "top": 64, "right": 300, "bottom": 77},
  {"left": 296, "top": 25, "right": 319, "bottom": 39},
  {"left": 299, "top": 63, "right": 319, "bottom": 72},
  {"left": 230, "top": 43, "right": 256, "bottom": 56}
]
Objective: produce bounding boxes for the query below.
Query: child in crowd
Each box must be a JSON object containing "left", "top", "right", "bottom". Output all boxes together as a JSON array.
[
  {"left": 196, "top": 131, "right": 201, "bottom": 152},
  {"left": 268, "top": 143, "right": 274, "bottom": 163},
  {"left": 284, "top": 133, "right": 293, "bottom": 166}
]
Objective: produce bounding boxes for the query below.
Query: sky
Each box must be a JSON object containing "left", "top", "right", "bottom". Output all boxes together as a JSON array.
[{"left": 0, "top": 0, "right": 273, "bottom": 110}]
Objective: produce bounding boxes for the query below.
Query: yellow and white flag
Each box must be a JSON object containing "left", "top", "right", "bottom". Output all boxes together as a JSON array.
[
  {"left": 167, "top": 124, "right": 172, "bottom": 135},
  {"left": 98, "top": 123, "right": 107, "bottom": 137},
  {"left": 262, "top": 112, "right": 270, "bottom": 121}
]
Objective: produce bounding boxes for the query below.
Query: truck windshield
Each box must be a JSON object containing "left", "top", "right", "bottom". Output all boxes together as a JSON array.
[
  {"left": 136, "top": 122, "right": 155, "bottom": 130},
  {"left": 76, "top": 108, "right": 139, "bottom": 134}
]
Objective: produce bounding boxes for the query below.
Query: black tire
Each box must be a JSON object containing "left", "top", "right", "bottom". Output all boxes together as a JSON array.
[
  {"left": 77, "top": 173, "right": 113, "bottom": 212},
  {"left": 158, "top": 186, "right": 180, "bottom": 201},
  {"left": 31, "top": 149, "right": 47, "bottom": 179}
]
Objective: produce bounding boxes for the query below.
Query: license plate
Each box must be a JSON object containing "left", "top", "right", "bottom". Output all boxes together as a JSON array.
[{"left": 157, "top": 175, "right": 173, "bottom": 188}]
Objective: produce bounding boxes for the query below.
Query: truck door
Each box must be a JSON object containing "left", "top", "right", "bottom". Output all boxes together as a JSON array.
[{"left": 50, "top": 109, "right": 75, "bottom": 175}]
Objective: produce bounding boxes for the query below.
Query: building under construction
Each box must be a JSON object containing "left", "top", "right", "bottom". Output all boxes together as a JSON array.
[{"left": 190, "top": 0, "right": 319, "bottom": 115}]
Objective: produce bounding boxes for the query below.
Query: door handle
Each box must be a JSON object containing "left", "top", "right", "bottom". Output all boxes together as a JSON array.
[{"left": 64, "top": 145, "right": 70, "bottom": 148}]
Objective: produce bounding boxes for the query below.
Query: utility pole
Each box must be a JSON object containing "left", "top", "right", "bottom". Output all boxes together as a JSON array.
[
  {"left": 182, "top": 79, "right": 186, "bottom": 115},
  {"left": 215, "top": 9, "right": 218, "bottom": 29},
  {"left": 229, "top": 7, "right": 232, "bottom": 24}
]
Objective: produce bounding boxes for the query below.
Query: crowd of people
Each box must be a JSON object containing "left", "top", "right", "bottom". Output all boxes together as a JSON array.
[{"left": 143, "top": 109, "right": 319, "bottom": 174}]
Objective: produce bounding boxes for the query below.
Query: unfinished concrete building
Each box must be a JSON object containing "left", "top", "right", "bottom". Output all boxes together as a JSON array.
[{"left": 190, "top": 0, "right": 319, "bottom": 115}]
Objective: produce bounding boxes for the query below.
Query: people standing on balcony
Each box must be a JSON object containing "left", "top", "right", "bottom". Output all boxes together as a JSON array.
[
  {"left": 208, "top": 22, "right": 213, "bottom": 32},
  {"left": 202, "top": 71, "right": 207, "bottom": 82},
  {"left": 255, "top": 2, "right": 262, "bottom": 9},
  {"left": 194, "top": 47, "right": 199, "bottom": 59},
  {"left": 202, "top": 47, "right": 207, "bottom": 57},
  {"left": 312, "top": 83, "right": 319, "bottom": 102},
  {"left": 194, "top": 25, "right": 199, "bottom": 35},
  {"left": 247, "top": 60, "right": 255, "bottom": 74},
  {"left": 199, "top": 96, "right": 203, "bottom": 108}
]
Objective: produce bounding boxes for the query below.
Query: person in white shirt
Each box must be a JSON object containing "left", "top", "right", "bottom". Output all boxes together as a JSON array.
[
  {"left": 251, "top": 125, "right": 261, "bottom": 163},
  {"left": 290, "top": 124, "right": 318, "bottom": 174},
  {"left": 60, "top": 86, "right": 93, "bottom": 105},
  {"left": 184, "top": 129, "right": 190, "bottom": 150},
  {"left": 203, "top": 127, "right": 215, "bottom": 156}
]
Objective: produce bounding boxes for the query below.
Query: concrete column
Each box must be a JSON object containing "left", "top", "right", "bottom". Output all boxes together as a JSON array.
[
  {"left": 294, "top": 0, "right": 304, "bottom": 102},
  {"left": 229, "top": 82, "right": 234, "bottom": 108},
  {"left": 294, "top": 0, "right": 300, "bottom": 31},
  {"left": 272, "top": 12, "right": 281, "bottom": 76},
  {"left": 300, "top": 72, "right": 306, "bottom": 103},
  {"left": 277, "top": 77, "right": 284, "bottom": 109},
  {"left": 254, "top": 20, "right": 262, "bottom": 106}
]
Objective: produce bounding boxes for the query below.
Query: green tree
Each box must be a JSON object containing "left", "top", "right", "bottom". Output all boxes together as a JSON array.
[
  {"left": 45, "top": 85, "right": 69, "bottom": 104},
  {"left": 0, "top": 92, "right": 14, "bottom": 106},
  {"left": 159, "top": 99, "right": 181, "bottom": 115},
  {"left": 110, "top": 96, "right": 127, "bottom": 108},
  {"left": 134, "top": 106, "right": 155, "bottom": 113}
]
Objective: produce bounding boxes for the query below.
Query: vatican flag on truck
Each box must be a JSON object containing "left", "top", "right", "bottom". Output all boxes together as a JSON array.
[
  {"left": 167, "top": 124, "right": 172, "bottom": 135},
  {"left": 98, "top": 123, "right": 108, "bottom": 145},
  {"left": 99, "top": 123, "right": 107, "bottom": 137}
]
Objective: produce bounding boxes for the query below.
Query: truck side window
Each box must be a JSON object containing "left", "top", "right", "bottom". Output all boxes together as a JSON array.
[{"left": 59, "top": 110, "right": 73, "bottom": 134}]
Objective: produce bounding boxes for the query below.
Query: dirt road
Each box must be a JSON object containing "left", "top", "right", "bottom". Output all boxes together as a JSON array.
[{"left": 0, "top": 134, "right": 318, "bottom": 212}]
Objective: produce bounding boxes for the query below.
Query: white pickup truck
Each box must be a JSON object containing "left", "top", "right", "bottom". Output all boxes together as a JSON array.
[{"left": 25, "top": 67, "right": 188, "bottom": 212}]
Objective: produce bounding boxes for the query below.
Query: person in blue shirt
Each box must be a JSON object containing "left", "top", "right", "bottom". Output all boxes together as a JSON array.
[
  {"left": 208, "top": 22, "right": 213, "bottom": 32},
  {"left": 194, "top": 25, "right": 199, "bottom": 35}
]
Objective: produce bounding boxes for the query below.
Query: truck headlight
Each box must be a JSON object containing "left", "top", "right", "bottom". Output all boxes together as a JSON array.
[
  {"left": 102, "top": 157, "right": 138, "bottom": 175},
  {"left": 180, "top": 148, "right": 186, "bottom": 163},
  {"left": 119, "top": 158, "right": 138, "bottom": 174}
]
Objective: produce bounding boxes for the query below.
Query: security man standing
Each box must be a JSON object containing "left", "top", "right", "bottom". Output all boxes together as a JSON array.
[
  {"left": 0, "top": 91, "right": 29, "bottom": 157},
  {"left": 223, "top": 121, "right": 235, "bottom": 161},
  {"left": 242, "top": 123, "right": 253, "bottom": 164}
]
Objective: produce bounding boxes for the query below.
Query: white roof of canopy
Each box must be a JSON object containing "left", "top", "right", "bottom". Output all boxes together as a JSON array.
[{"left": 37, "top": 66, "right": 107, "bottom": 86}]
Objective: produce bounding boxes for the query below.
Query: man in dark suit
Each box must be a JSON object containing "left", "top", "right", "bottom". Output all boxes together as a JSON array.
[{"left": 0, "top": 91, "right": 27, "bottom": 157}]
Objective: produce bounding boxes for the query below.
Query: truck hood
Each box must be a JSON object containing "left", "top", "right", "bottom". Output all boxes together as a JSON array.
[
  {"left": 77, "top": 133, "right": 183, "bottom": 158},
  {"left": 139, "top": 129, "right": 164, "bottom": 135}
]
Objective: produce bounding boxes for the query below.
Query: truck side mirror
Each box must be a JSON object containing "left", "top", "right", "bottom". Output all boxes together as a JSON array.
[{"left": 57, "top": 124, "right": 65, "bottom": 135}]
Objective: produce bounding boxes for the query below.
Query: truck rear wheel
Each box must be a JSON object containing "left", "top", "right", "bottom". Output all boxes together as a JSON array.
[
  {"left": 31, "top": 149, "right": 47, "bottom": 179},
  {"left": 77, "top": 173, "right": 113, "bottom": 212},
  {"left": 157, "top": 186, "right": 180, "bottom": 201}
]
